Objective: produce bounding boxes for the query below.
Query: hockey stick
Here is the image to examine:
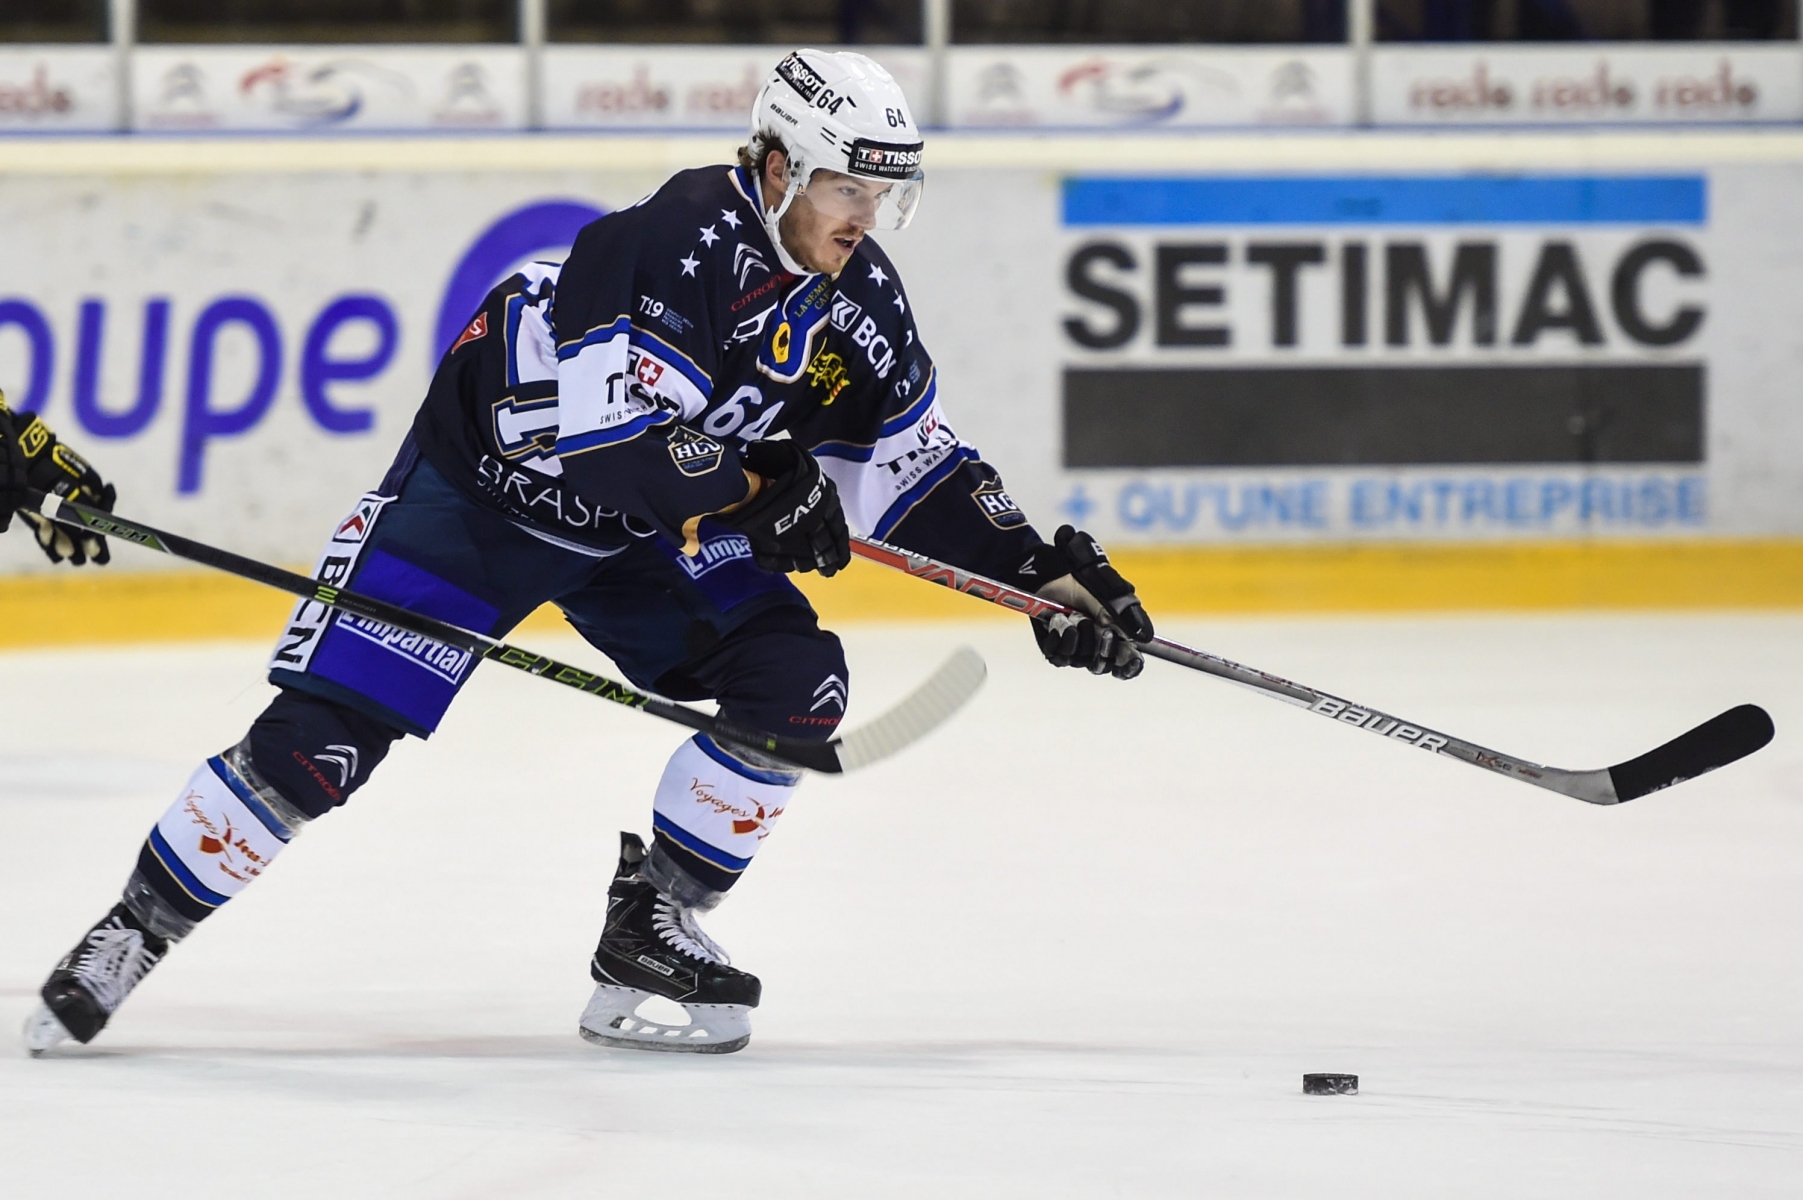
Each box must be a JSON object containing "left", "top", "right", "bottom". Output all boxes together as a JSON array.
[
  {"left": 19, "top": 489, "right": 985, "bottom": 776},
  {"left": 848, "top": 535, "right": 1773, "bottom": 804}
]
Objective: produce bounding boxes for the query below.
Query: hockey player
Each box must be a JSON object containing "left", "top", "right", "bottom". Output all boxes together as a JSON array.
[
  {"left": 22, "top": 50, "right": 1154, "bottom": 1056},
  {"left": 0, "top": 388, "right": 117, "bottom": 567}
]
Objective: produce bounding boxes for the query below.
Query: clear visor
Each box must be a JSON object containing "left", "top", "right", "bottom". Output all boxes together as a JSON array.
[{"left": 796, "top": 168, "right": 923, "bottom": 232}]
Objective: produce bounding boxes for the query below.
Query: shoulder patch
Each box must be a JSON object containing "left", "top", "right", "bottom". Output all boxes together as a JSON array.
[
  {"left": 451, "top": 312, "right": 488, "bottom": 354},
  {"left": 757, "top": 274, "right": 834, "bottom": 384},
  {"left": 668, "top": 425, "right": 727, "bottom": 477},
  {"left": 971, "top": 478, "right": 1027, "bottom": 529}
]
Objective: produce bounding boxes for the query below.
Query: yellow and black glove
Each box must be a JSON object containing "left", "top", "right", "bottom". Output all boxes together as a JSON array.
[
  {"left": 0, "top": 389, "right": 116, "bottom": 566},
  {"left": 0, "top": 398, "right": 26, "bottom": 536}
]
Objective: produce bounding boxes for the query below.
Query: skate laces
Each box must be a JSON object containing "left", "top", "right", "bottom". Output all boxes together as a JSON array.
[
  {"left": 651, "top": 897, "right": 730, "bottom": 966},
  {"left": 74, "top": 920, "right": 159, "bottom": 1014}
]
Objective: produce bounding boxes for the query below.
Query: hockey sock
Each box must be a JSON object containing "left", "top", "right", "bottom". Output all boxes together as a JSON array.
[
  {"left": 648, "top": 734, "right": 802, "bottom": 902},
  {"left": 123, "top": 742, "right": 313, "bottom": 941},
  {"left": 120, "top": 691, "right": 401, "bottom": 940}
]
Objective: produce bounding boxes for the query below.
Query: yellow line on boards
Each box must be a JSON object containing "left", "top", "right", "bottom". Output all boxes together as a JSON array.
[
  {"left": 1104, "top": 539, "right": 1803, "bottom": 614},
  {"left": 1, "top": 539, "right": 1801, "bottom": 650}
]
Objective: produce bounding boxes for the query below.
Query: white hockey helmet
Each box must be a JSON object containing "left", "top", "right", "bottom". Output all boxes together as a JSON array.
[{"left": 748, "top": 49, "right": 924, "bottom": 251}]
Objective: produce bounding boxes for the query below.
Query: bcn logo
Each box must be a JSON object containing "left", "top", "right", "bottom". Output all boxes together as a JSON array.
[{"left": 0, "top": 198, "right": 605, "bottom": 495}]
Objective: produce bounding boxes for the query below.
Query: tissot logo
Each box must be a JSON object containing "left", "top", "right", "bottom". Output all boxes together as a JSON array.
[
  {"left": 776, "top": 53, "right": 827, "bottom": 103},
  {"left": 849, "top": 140, "right": 924, "bottom": 179}
]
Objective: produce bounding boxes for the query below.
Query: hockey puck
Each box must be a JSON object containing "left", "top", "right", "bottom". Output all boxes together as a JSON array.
[{"left": 1302, "top": 1073, "right": 1358, "bottom": 1095}]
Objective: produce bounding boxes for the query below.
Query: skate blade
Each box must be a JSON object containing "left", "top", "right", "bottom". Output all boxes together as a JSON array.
[
  {"left": 20, "top": 1004, "right": 70, "bottom": 1057},
  {"left": 577, "top": 984, "right": 751, "bottom": 1055}
]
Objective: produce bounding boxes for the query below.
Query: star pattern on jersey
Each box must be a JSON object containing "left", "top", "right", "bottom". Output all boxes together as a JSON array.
[
  {"left": 867, "top": 263, "right": 889, "bottom": 287},
  {"left": 720, "top": 209, "right": 742, "bottom": 230},
  {"left": 698, "top": 224, "right": 720, "bottom": 247},
  {"left": 893, "top": 292, "right": 906, "bottom": 313},
  {"left": 679, "top": 253, "right": 700, "bottom": 277}
]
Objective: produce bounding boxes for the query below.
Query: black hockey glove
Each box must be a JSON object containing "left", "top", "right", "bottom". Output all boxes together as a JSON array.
[
  {"left": 0, "top": 398, "right": 25, "bottom": 536},
  {"left": 1029, "top": 525, "right": 1154, "bottom": 680},
  {"left": 716, "top": 439, "right": 851, "bottom": 577},
  {"left": 2, "top": 395, "right": 117, "bottom": 566}
]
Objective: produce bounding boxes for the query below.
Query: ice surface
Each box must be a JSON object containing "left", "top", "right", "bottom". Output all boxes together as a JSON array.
[{"left": 2, "top": 613, "right": 1800, "bottom": 1198}]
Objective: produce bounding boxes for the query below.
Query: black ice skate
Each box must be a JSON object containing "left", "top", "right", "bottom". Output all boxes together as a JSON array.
[
  {"left": 22, "top": 903, "right": 170, "bottom": 1055},
  {"left": 579, "top": 832, "right": 760, "bottom": 1054}
]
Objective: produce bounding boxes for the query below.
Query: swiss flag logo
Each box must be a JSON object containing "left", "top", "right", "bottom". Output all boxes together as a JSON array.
[
  {"left": 451, "top": 312, "right": 488, "bottom": 354},
  {"left": 636, "top": 357, "right": 664, "bottom": 386}
]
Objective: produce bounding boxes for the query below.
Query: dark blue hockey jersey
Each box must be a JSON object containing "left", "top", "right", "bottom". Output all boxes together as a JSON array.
[{"left": 413, "top": 164, "right": 1044, "bottom": 588}]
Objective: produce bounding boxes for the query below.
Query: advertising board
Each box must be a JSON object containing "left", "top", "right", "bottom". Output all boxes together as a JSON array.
[
  {"left": 946, "top": 46, "right": 1354, "bottom": 128},
  {"left": 1372, "top": 44, "right": 1803, "bottom": 125},
  {"left": 0, "top": 48, "right": 116, "bottom": 133},
  {"left": 543, "top": 46, "right": 926, "bottom": 130},
  {"left": 0, "top": 157, "right": 619, "bottom": 572},
  {"left": 10, "top": 44, "right": 1795, "bottom": 136},
  {"left": 1035, "top": 174, "right": 1728, "bottom": 543},
  {"left": 130, "top": 46, "right": 527, "bottom": 132},
  {"left": 0, "top": 133, "right": 1798, "bottom": 579}
]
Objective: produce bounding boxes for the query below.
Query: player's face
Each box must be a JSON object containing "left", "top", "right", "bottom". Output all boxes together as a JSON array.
[{"left": 764, "top": 154, "right": 885, "bottom": 275}]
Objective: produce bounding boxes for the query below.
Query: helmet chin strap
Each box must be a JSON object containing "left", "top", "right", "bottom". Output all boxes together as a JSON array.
[{"left": 755, "top": 166, "right": 816, "bottom": 277}]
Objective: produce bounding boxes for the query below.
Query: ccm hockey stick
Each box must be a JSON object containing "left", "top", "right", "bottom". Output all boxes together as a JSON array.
[
  {"left": 849, "top": 535, "right": 1773, "bottom": 804},
  {"left": 22, "top": 489, "right": 984, "bottom": 776}
]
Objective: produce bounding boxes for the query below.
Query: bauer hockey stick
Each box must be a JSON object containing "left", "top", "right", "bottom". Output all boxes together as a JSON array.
[
  {"left": 21, "top": 489, "right": 985, "bottom": 776},
  {"left": 848, "top": 535, "right": 1773, "bottom": 804}
]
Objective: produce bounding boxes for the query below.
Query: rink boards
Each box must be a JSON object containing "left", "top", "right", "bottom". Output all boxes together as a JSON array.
[{"left": 1, "top": 130, "right": 1801, "bottom": 637}]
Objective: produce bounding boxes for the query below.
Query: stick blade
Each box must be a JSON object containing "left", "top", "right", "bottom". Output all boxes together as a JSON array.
[
  {"left": 831, "top": 646, "right": 987, "bottom": 773},
  {"left": 1606, "top": 704, "right": 1775, "bottom": 802}
]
